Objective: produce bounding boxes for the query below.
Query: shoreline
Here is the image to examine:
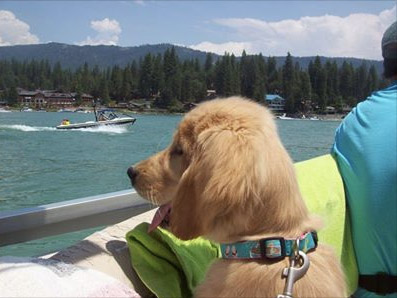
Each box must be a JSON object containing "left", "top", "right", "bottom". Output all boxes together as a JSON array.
[
  {"left": 285, "top": 114, "right": 345, "bottom": 121},
  {"left": 2, "top": 106, "right": 346, "bottom": 121}
]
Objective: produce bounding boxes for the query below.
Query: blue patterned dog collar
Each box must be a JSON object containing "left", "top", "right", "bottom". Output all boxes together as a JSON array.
[{"left": 220, "top": 231, "right": 318, "bottom": 260}]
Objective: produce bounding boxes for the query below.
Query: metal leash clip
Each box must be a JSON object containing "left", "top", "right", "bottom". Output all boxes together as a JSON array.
[{"left": 276, "top": 239, "right": 310, "bottom": 298}]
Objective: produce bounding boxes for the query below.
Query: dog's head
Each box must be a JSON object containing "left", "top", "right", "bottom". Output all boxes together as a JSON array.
[{"left": 128, "top": 97, "right": 308, "bottom": 242}]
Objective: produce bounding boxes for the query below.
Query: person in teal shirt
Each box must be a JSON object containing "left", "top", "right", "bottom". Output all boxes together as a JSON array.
[{"left": 332, "top": 21, "right": 397, "bottom": 297}]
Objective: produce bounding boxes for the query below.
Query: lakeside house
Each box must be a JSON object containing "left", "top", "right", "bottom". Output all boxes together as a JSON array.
[
  {"left": 325, "top": 106, "right": 336, "bottom": 114},
  {"left": 264, "top": 94, "right": 285, "bottom": 112},
  {"left": 206, "top": 90, "right": 217, "bottom": 100},
  {"left": 17, "top": 89, "right": 94, "bottom": 109}
]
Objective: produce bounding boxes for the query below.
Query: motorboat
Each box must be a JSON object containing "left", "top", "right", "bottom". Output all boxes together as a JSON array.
[
  {"left": 20, "top": 107, "right": 33, "bottom": 112},
  {"left": 56, "top": 109, "right": 136, "bottom": 130},
  {"left": 276, "top": 113, "right": 294, "bottom": 120}
]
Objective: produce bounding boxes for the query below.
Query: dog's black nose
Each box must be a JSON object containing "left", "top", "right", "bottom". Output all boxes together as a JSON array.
[{"left": 127, "top": 167, "right": 138, "bottom": 184}]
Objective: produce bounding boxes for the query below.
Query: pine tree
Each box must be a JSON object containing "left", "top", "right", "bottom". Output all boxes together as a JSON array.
[
  {"left": 240, "top": 51, "right": 254, "bottom": 97},
  {"left": 129, "top": 61, "right": 139, "bottom": 97},
  {"left": 121, "top": 66, "right": 133, "bottom": 101},
  {"left": 7, "top": 85, "right": 18, "bottom": 106},
  {"left": 308, "top": 56, "right": 324, "bottom": 109},
  {"left": 354, "top": 62, "right": 368, "bottom": 102},
  {"left": 181, "top": 61, "right": 193, "bottom": 102},
  {"left": 365, "top": 65, "right": 379, "bottom": 99},
  {"left": 325, "top": 61, "right": 339, "bottom": 106},
  {"left": 282, "top": 52, "right": 296, "bottom": 112},
  {"left": 99, "top": 77, "right": 110, "bottom": 104},
  {"left": 80, "top": 62, "right": 93, "bottom": 94},
  {"left": 299, "top": 71, "right": 312, "bottom": 112},
  {"left": 223, "top": 54, "right": 234, "bottom": 96},
  {"left": 138, "top": 54, "right": 153, "bottom": 99},
  {"left": 204, "top": 53, "right": 213, "bottom": 72},
  {"left": 160, "top": 47, "right": 181, "bottom": 107},
  {"left": 267, "top": 56, "right": 281, "bottom": 94},
  {"left": 39, "top": 60, "right": 52, "bottom": 90},
  {"left": 230, "top": 54, "right": 240, "bottom": 95},
  {"left": 110, "top": 66, "right": 123, "bottom": 101},
  {"left": 152, "top": 54, "right": 164, "bottom": 96},
  {"left": 339, "top": 61, "right": 354, "bottom": 106},
  {"left": 204, "top": 53, "right": 214, "bottom": 90},
  {"left": 214, "top": 57, "right": 225, "bottom": 96},
  {"left": 252, "top": 54, "right": 266, "bottom": 102},
  {"left": 317, "top": 67, "right": 327, "bottom": 110}
]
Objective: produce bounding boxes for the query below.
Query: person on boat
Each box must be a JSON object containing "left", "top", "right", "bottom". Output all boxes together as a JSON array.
[
  {"left": 332, "top": 21, "right": 397, "bottom": 297},
  {"left": 61, "top": 119, "right": 70, "bottom": 125},
  {"left": 98, "top": 113, "right": 108, "bottom": 121}
]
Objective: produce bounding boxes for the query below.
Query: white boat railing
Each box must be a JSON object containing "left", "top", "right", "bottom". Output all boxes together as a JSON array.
[{"left": 0, "top": 189, "right": 153, "bottom": 247}]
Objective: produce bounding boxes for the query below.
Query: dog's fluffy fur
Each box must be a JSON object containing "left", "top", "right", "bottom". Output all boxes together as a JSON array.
[{"left": 130, "top": 97, "right": 346, "bottom": 297}]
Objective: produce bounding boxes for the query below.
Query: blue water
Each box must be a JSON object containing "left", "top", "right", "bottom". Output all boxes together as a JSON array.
[{"left": 0, "top": 111, "right": 340, "bottom": 256}]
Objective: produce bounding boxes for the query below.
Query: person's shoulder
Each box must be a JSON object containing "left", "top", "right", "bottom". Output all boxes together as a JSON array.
[
  {"left": 373, "top": 80, "right": 397, "bottom": 97},
  {"left": 359, "top": 82, "right": 396, "bottom": 110}
]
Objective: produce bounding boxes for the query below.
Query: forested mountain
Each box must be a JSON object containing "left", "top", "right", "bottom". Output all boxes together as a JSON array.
[
  {"left": 0, "top": 47, "right": 387, "bottom": 113},
  {"left": 0, "top": 43, "right": 214, "bottom": 70},
  {"left": 0, "top": 42, "right": 383, "bottom": 74}
]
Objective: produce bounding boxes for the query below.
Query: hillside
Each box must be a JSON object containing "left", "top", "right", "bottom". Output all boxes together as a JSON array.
[
  {"left": 0, "top": 42, "right": 383, "bottom": 74},
  {"left": 0, "top": 43, "right": 214, "bottom": 70}
]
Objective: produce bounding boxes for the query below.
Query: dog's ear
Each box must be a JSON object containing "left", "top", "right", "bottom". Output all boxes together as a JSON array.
[{"left": 168, "top": 159, "right": 202, "bottom": 240}]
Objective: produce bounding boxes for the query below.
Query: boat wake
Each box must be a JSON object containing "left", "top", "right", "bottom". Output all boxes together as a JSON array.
[
  {"left": 0, "top": 124, "right": 129, "bottom": 134},
  {"left": 0, "top": 125, "right": 57, "bottom": 132},
  {"left": 77, "top": 125, "right": 129, "bottom": 134}
]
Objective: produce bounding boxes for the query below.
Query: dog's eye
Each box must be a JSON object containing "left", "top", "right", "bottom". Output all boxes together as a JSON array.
[{"left": 171, "top": 146, "right": 183, "bottom": 156}]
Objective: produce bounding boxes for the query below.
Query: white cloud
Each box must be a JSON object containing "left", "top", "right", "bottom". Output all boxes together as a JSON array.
[
  {"left": 190, "top": 41, "right": 252, "bottom": 56},
  {"left": 91, "top": 18, "right": 121, "bottom": 34},
  {"left": 77, "top": 18, "right": 122, "bottom": 46},
  {"left": 0, "top": 10, "right": 39, "bottom": 46},
  {"left": 133, "top": 0, "right": 146, "bottom": 6},
  {"left": 189, "top": 5, "right": 396, "bottom": 59}
]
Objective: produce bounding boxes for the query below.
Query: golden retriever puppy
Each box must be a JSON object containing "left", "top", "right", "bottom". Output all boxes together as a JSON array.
[{"left": 128, "top": 97, "right": 346, "bottom": 297}]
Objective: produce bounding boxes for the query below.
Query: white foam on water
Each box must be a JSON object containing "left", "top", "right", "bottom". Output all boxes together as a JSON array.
[
  {"left": 0, "top": 124, "right": 57, "bottom": 132},
  {"left": 0, "top": 124, "right": 129, "bottom": 134},
  {"left": 77, "top": 125, "right": 129, "bottom": 134}
]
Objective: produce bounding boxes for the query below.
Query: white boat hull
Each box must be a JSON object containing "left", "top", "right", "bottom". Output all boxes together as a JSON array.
[{"left": 56, "top": 117, "right": 136, "bottom": 130}]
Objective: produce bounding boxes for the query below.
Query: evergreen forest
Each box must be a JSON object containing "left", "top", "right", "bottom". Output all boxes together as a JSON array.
[{"left": 0, "top": 47, "right": 387, "bottom": 113}]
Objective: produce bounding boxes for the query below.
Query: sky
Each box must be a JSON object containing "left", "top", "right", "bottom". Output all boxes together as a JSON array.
[{"left": 0, "top": 1, "right": 396, "bottom": 60}]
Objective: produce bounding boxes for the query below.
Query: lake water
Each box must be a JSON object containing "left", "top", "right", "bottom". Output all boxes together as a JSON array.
[{"left": 0, "top": 111, "right": 340, "bottom": 257}]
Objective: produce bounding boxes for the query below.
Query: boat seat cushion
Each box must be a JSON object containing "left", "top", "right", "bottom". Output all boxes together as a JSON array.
[
  {"left": 0, "top": 256, "right": 140, "bottom": 297},
  {"left": 295, "top": 154, "right": 358, "bottom": 293},
  {"left": 47, "top": 210, "right": 158, "bottom": 297}
]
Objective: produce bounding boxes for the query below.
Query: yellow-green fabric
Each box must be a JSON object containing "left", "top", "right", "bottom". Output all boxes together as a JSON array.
[
  {"left": 126, "top": 154, "right": 358, "bottom": 297},
  {"left": 126, "top": 223, "right": 219, "bottom": 298},
  {"left": 295, "top": 154, "right": 358, "bottom": 295}
]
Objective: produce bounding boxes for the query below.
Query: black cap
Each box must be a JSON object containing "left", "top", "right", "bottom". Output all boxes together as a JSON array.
[{"left": 382, "top": 21, "right": 397, "bottom": 59}]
